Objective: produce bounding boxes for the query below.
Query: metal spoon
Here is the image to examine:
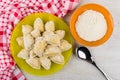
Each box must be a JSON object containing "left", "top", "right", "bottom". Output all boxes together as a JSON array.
[{"left": 76, "top": 46, "right": 112, "bottom": 80}]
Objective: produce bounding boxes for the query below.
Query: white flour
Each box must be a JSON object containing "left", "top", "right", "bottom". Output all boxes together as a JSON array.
[{"left": 76, "top": 10, "right": 107, "bottom": 41}]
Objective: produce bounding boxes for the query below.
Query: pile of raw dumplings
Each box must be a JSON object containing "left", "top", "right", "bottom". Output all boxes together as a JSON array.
[{"left": 16, "top": 18, "right": 72, "bottom": 70}]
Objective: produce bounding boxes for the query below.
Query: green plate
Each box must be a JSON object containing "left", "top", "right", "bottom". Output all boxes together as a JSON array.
[{"left": 10, "top": 13, "right": 73, "bottom": 76}]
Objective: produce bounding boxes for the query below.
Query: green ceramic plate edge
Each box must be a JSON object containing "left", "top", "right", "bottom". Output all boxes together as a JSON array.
[{"left": 10, "top": 12, "right": 73, "bottom": 76}]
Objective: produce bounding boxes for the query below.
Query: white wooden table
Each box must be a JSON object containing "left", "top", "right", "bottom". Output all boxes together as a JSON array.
[{"left": 23, "top": 0, "right": 120, "bottom": 80}]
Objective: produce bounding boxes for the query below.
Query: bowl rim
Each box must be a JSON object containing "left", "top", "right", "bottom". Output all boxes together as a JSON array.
[{"left": 70, "top": 3, "right": 114, "bottom": 47}]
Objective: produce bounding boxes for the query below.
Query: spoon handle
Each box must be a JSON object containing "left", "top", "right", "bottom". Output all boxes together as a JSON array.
[{"left": 92, "top": 61, "right": 112, "bottom": 80}]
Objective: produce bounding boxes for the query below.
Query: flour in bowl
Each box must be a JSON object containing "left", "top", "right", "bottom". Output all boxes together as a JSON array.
[{"left": 75, "top": 10, "right": 107, "bottom": 41}]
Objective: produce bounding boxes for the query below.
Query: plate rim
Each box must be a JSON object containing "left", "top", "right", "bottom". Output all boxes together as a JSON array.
[{"left": 10, "top": 12, "right": 73, "bottom": 76}]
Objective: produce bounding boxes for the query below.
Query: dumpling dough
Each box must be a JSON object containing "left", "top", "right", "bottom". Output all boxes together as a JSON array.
[
  {"left": 44, "top": 45, "right": 61, "bottom": 57},
  {"left": 29, "top": 50, "right": 36, "bottom": 58},
  {"left": 55, "top": 30, "right": 65, "bottom": 39},
  {"left": 33, "top": 38, "right": 47, "bottom": 57},
  {"left": 31, "top": 29, "right": 41, "bottom": 38},
  {"left": 24, "top": 34, "right": 34, "bottom": 50},
  {"left": 45, "top": 21, "right": 55, "bottom": 32},
  {"left": 50, "top": 54, "right": 64, "bottom": 64},
  {"left": 26, "top": 58, "right": 41, "bottom": 69},
  {"left": 40, "top": 56, "right": 51, "bottom": 70},
  {"left": 35, "top": 37, "right": 43, "bottom": 42},
  {"left": 42, "top": 31, "right": 54, "bottom": 37},
  {"left": 16, "top": 36, "right": 24, "bottom": 47},
  {"left": 44, "top": 33, "right": 60, "bottom": 46},
  {"left": 17, "top": 49, "right": 29, "bottom": 59},
  {"left": 22, "top": 25, "right": 33, "bottom": 35},
  {"left": 34, "top": 18, "right": 44, "bottom": 32},
  {"left": 59, "top": 40, "right": 72, "bottom": 52}
]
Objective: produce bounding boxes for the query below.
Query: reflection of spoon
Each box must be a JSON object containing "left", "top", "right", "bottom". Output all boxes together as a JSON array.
[{"left": 76, "top": 46, "right": 112, "bottom": 80}]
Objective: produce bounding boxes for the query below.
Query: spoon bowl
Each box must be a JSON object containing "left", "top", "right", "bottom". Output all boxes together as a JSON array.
[{"left": 76, "top": 47, "right": 92, "bottom": 61}]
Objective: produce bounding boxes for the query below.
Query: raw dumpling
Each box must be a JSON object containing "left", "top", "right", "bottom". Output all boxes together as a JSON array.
[
  {"left": 55, "top": 30, "right": 65, "bottom": 39},
  {"left": 44, "top": 33, "right": 60, "bottom": 46},
  {"left": 17, "top": 49, "right": 29, "bottom": 59},
  {"left": 22, "top": 25, "right": 33, "bottom": 35},
  {"left": 24, "top": 34, "right": 34, "bottom": 50},
  {"left": 44, "top": 45, "right": 61, "bottom": 57},
  {"left": 34, "top": 18, "right": 44, "bottom": 32},
  {"left": 59, "top": 40, "right": 72, "bottom": 52},
  {"left": 40, "top": 56, "right": 51, "bottom": 70},
  {"left": 29, "top": 50, "right": 37, "bottom": 58},
  {"left": 16, "top": 36, "right": 24, "bottom": 47},
  {"left": 50, "top": 54, "right": 64, "bottom": 64},
  {"left": 45, "top": 21, "right": 55, "bottom": 32},
  {"left": 33, "top": 38, "right": 47, "bottom": 57},
  {"left": 35, "top": 37, "right": 43, "bottom": 42},
  {"left": 42, "top": 31, "right": 54, "bottom": 37},
  {"left": 26, "top": 58, "right": 41, "bottom": 69},
  {"left": 31, "top": 29, "right": 41, "bottom": 38}
]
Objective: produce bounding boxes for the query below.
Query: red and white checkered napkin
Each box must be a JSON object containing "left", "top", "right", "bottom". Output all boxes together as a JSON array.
[{"left": 0, "top": 0, "right": 79, "bottom": 80}]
